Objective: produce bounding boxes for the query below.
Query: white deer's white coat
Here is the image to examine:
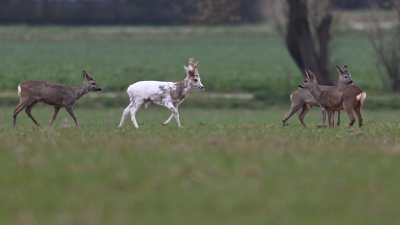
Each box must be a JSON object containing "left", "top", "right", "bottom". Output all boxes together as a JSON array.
[
  {"left": 119, "top": 58, "right": 204, "bottom": 128},
  {"left": 126, "top": 81, "right": 190, "bottom": 108}
]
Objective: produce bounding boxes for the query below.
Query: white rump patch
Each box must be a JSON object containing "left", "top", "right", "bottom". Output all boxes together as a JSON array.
[
  {"left": 356, "top": 92, "right": 366, "bottom": 100},
  {"left": 290, "top": 94, "right": 292, "bottom": 101},
  {"left": 18, "top": 85, "right": 21, "bottom": 97}
]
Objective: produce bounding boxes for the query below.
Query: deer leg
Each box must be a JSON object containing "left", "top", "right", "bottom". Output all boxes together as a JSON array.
[
  {"left": 13, "top": 101, "right": 32, "bottom": 127},
  {"left": 165, "top": 102, "right": 181, "bottom": 127},
  {"left": 163, "top": 106, "right": 178, "bottom": 126},
  {"left": 326, "top": 109, "right": 333, "bottom": 127},
  {"left": 119, "top": 101, "right": 134, "bottom": 127},
  {"left": 336, "top": 111, "right": 341, "bottom": 126},
  {"left": 25, "top": 101, "right": 40, "bottom": 126},
  {"left": 50, "top": 107, "right": 61, "bottom": 126},
  {"left": 298, "top": 105, "right": 310, "bottom": 127},
  {"left": 354, "top": 103, "right": 363, "bottom": 127},
  {"left": 130, "top": 101, "right": 144, "bottom": 128},
  {"left": 322, "top": 108, "right": 326, "bottom": 126},
  {"left": 163, "top": 114, "right": 174, "bottom": 126},
  {"left": 345, "top": 107, "right": 356, "bottom": 126},
  {"left": 282, "top": 103, "right": 303, "bottom": 127},
  {"left": 65, "top": 106, "right": 79, "bottom": 127},
  {"left": 331, "top": 111, "right": 335, "bottom": 126}
]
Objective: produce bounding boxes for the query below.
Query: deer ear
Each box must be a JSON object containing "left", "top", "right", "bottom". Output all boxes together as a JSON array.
[
  {"left": 82, "top": 70, "right": 90, "bottom": 82},
  {"left": 188, "top": 70, "right": 195, "bottom": 77},
  {"left": 183, "top": 66, "right": 190, "bottom": 76},
  {"left": 343, "top": 65, "right": 350, "bottom": 75},
  {"left": 336, "top": 66, "right": 345, "bottom": 76},
  {"left": 305, "top": 69, "right": 315, "bottom": 80}
]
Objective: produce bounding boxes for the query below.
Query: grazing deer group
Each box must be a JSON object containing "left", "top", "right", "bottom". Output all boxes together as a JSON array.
[
  {"left": 282, "top": 65, "right": 356, "bottom": 127},
  {"left": 297, "top": 67, "right": 366, "bottom": 127},
  {"left": 12, "top": 58, "right": 366, "bottom": 128}
]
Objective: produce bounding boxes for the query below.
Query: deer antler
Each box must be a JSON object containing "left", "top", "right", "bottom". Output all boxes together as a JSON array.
[{"left": 189, "top": 58, "right": 199, "bottom": 69}]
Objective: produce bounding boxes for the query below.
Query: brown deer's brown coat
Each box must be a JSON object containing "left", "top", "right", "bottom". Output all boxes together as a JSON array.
[
  {"left": 13, "top": 70, "right": 101, "bottom": 127},
  {"left": 282, "top": 65, "right": 354, "bottom": 127},
  {"left": 298, "top": 69, "right": 366, "bottom": 127}
]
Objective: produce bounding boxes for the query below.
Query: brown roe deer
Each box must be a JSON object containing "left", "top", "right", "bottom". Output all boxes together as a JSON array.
[
  {"left": 282, "top": 65, "right": 354, "bottom": 127},
  {"left": 13, "top": 70, "right": 101, "bottom": 127},
  {"left": 298, "top": 69, "right": 366, "bottom": 127}
]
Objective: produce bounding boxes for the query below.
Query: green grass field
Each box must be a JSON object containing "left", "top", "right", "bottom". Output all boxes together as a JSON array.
[
  {"left": 1, "top": 106, "right": 400, "bottom": 225},
  {"left": 1, "top": 23, "right": 400, "bottom": 225}
]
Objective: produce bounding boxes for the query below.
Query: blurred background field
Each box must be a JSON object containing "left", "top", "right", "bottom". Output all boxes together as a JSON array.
[{"left": 0, "top": 24, "right": 398, "bottom": 109}]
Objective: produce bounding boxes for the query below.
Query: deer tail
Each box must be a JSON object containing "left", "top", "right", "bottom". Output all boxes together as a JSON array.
[
  {"left": 18, "top": 84, "right": 21, "bottom": 97},
  {"left": 356, "top": 92, "right": 366, "bottom": 105},
  {"left": 127, "top": 85, "right": 136, "bottom": 105}
]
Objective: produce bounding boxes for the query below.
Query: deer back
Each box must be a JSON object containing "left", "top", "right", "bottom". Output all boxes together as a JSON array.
[
  {"left": 291, "top": 85, "right": 336, "bottom": 106},
  {"left": 19, "top": 81, "right": 75, "bottom": 106},
  {"left": 322, "top": 85, "right": 365, "bottom": 109}
]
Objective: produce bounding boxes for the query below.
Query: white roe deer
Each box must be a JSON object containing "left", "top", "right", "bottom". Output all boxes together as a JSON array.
[
  {"left": 282, "top": 65, "right": 354, "bottom": 127},
  {"left": 298, "top": 69, "right": 366, "bottom": 127},
  {"left": 119, "top": 58, "right": 204, "bottom": 128},
  {"left": 13, "top": 70, "right": 101, "bottom": 127}
]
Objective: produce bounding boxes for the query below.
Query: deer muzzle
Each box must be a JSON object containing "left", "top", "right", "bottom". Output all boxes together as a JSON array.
[{"left": 199, "top": 86, "right": 205, "bottom": 91}]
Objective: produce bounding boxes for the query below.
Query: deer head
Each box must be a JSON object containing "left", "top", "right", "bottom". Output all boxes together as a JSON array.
[
  {"left": 336, "top": 65, "right": 353, "bottom": 86},
  {"left": 298, "top": 69, "right": 318, "bottom": 90},
  {"left": 183, "top": 58, "right": 204, "bottom": 91},
  {"left": 83, "top": 70, "right": 102, "bottom": 92}
]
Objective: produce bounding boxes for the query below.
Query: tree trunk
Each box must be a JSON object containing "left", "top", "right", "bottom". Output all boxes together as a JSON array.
[{"left": 285, "top": 0, "right": 333, "bottom": 85}]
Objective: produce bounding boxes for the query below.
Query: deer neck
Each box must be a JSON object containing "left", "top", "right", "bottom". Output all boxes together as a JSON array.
[
  {"left": 73, "top": 82, "right": 89, "bottom": 101},
  {"left": 309, "top": 82, "right": 323, "bottom": 104},
  {"left": 174, "top": 78, "right": 192, "bottom": 101}
]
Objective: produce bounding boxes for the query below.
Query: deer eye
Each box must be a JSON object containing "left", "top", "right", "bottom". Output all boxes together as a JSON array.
[
  {"left": 92, "top": 82, "right": 96, "bottom": 85},
  {"left": 194, "top": 79, "right": 198, "bottom": 82}
]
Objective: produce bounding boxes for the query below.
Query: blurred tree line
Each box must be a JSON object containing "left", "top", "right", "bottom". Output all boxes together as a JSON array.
[
  {"left": 0, "top": 0, "right": 261, "bottom": 25},
  {"left": 0, "top": 0, "right": 393, "bottom": 25}
]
